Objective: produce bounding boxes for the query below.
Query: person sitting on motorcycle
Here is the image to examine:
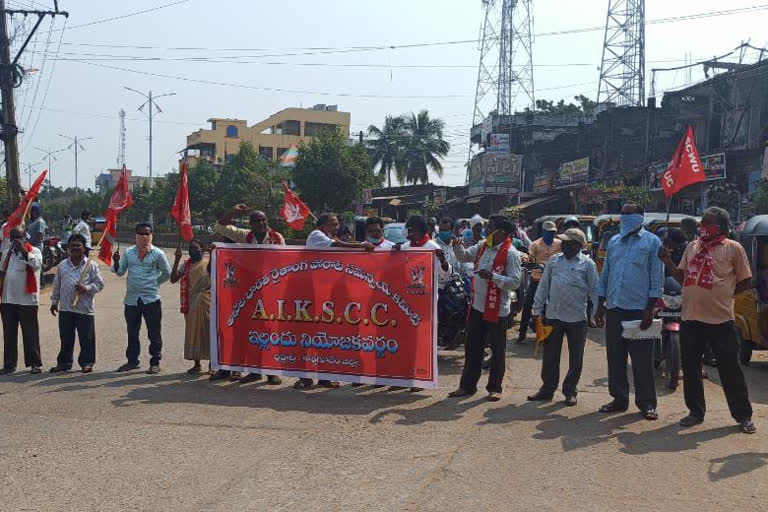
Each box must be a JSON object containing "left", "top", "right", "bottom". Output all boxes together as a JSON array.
[
  {"left": 434, "top": 217, "right": 461, "bottom": 277},
  {"left": 562, "top": 216, "right": 580, "bottom": 231},
  {"left": 463, "top": 215, "right": 485, "bottom": 248},
  {"left": 517, "top": 221, "right": 561, "bottom": 343}
]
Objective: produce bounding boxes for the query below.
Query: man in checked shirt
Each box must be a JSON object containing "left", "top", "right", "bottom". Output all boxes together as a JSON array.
[{"left": 527, "top": 228, "right": 598, "bottom": 406}]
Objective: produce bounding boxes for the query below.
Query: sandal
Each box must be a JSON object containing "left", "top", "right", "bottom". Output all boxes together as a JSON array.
[
  {"left": 739, "top": 419, "right": 757, "bottom": 434},
  {"left": 599, "top": 401, "right": 628, "bottom": 413},
  {"left": 642, "top": 409, "right": 659, "bottom": 421}
]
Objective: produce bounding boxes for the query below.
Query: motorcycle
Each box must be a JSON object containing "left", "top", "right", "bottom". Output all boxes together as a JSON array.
[
  {"left": 42, "top": 235, "right": 65, "bottom": 273},
  {"left": 438, "top": 274, "right": 469, "bottom": 350},
  {"left": 653, "top": 276, "right": 683, "bottom": 390}
]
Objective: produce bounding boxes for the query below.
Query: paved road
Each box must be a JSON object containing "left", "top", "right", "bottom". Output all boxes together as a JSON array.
[{"left": 1, "top": 253, "right": 767, "bottom": 511}]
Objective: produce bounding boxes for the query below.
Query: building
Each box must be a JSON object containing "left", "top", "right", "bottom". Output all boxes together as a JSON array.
[
  {"left": 95, "top": 168, "right": 157, "bottom": 194},
  {"left": 184, "top": 105, "right": 351, "bottom": 166}
]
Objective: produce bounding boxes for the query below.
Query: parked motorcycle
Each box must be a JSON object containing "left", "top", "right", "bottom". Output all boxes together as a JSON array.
[
  {"left": 438, "top": 274, "right": 469, "bottom": 350},
  {"left": 42, "top": 235, "right": 65, "bottom": 273},
  {"left": 653, "top": 276, "right": 683, "bottom": 390}
]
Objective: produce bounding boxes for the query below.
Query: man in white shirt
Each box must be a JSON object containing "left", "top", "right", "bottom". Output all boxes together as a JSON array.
[
  {"left": 398, "top": 216, "right": 451, "bottom": 286},
  {"left": 72, "top": 210, "right": 93, "bottom": 251},
  {"left": 295, "top": 212, "right": 374, "bottom": 390},
  {"left": 0, "top": 228, "right": 43, "bottom": 374},
  {"left": 449, "top": 215, "right": 522, "bottom": 401},
  {"left": 365, "top": 217, "right": 394, "bottom": 250}
]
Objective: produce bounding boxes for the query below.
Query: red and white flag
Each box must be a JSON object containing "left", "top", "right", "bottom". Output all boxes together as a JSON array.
[
  {"left": 661, "top": 126, "right": 706, "bottom": 198},
  {"left": 98, "top": 166, "right": 133, "bottom": 266},
  {"left": 170, "top": 160, "right": 193, "bottom": 242},
  {"left": 2, "top": 170, "right": 48, "bottom": 239},
  {"left": 279, "top": 181, "right": 311, "bottom": 230}
]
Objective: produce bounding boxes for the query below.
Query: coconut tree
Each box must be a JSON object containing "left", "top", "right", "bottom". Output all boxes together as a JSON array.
[
  {"left": 401, "top": 110, "right": 450, "bottom": 185},
  {"left": 367, "top": 115, "right": 407, "bottom": 187}
]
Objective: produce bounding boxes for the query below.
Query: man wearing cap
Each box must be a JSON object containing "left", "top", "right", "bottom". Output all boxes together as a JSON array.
[
  {"left": 517, "top": 220, "right": 562, "bottom": 343},
  {"left": 527, "top": 228, "right": 598, "bottom": 406}
]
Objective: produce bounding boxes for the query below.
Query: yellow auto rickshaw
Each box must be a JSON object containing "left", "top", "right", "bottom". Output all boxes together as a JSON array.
[
  {"left": 91, "top": 217, "right": 107, "bottom": 246},
  {"left": 734, "top": 215, "right": 768, "bottom": 365}
]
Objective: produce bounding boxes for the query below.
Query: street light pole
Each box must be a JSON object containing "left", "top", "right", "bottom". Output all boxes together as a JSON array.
[
  {"left": 125, "top": 87, "right": 175, "bottom": 225},
  {"left": 59, "top": 134, "right": 92, "bottom": 194},
  {"left": 36, "top": 146, "right": 63, "bottom": 188}
]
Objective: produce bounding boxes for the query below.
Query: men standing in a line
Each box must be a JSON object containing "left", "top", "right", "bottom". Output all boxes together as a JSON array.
[
  {"left": 518, "top": 220, "right": 561, "bottom": 343},
  {"left": 296, "top": 212, "right": 374, "bottom": 389},
  {"left": 0, "top": 227, "right": 43, "bottom": 374},
  {"left": 171, "top": 239, "right": 213, "bottom": 375},
  {"left": 527, "top": 228, "right": 598, "bottom": 406},
  {"left": 72, "top": 210, "right": 93, "bottom": 252},
  {"left": 26, "top": 203, "right": 47, "bottom": 250},
  {"left": 595, "top": 203, "right": 663, "bottom": 420},
  {"left": 660, "top": 207, "right": 756, "bottom": 434},
  {"left": 112, "top": 223, "right": 171, "bottom": 375},
  {"left": 49, "top": 234, "right": 104, "bottom": 373},
  {"left": 449, "top": 215, "right": 521, "bottom": 401},
  {"left": 213, "top": 204, "right": 285, "bottom": 383}
]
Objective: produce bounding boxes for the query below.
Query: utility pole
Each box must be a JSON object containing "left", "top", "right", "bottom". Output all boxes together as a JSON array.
[
  {"left": 59, "top": 134, "right": 92, "bottom": 194},
  {"left": 0, "top": 0, "right": 67, "bottom": 207},
  {"left": 35, "top": 146, "right": 63, "bottom": 188},
  {"left": 125, "top": 87, "right": 175, "bottom": 225}
]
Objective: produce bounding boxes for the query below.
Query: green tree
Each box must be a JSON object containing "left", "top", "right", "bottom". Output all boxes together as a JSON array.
[
  {"left": 292, "top": 128, "right": 380, "bottom": 213},
  {"left": 367, "top": 115, "right": 407, "bottom": 187},
  {"left": 621, "top": 185, "right": 650, "bottom": 207},
  {"left": 213, "top": 142, "right": 281, "bottom": 216},
  {"left": 526, "top": 95, "right": 597, "bottom": 116},
  {"left": 401, "top": 110, "right": 450, "bottom": 185}
]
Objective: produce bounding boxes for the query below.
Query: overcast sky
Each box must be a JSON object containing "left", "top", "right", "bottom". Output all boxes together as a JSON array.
[{"left": 7, "top": 0, "right": 768, "bottom": 190}]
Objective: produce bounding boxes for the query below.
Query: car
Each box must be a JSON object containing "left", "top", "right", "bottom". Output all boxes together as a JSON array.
[{"left": 383, "top": 222, "right": 407, "bottom": 244}]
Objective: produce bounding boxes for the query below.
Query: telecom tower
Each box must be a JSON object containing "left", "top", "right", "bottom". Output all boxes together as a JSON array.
[
  {"left": 597, "top": 0, "right": 645, "bottom": 107},
  {"left": 468, "top": 0, "right": 534, "bottom": 172},
  {"left": 117, "top": 108, "right": 126, "bottom": 168}
]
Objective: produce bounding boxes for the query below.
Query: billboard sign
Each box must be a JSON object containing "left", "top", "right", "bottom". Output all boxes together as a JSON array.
[
  {"left": 555, "top": 157, "right": 589, "bottom": 188},
  {"left": 487, "top": 133, "right": 510, "bottom": 154},
  {"left": 648, "top": 152, "right": 726, "bottom": 191},
  {"left": 468, "top": 153, "right": 522, "bottom": 196}
]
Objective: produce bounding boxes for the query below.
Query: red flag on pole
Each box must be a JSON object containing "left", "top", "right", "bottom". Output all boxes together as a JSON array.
[
  {"left": 279, "top": 181, "right": 311, "bottom": 230},
  {"left": 98, "top": 166, "right": 133, "bottom": 266},
  {"left": 170, "top": 160, "right": 193, "bottom": 242},
  {"left": 2, "top": 170, "right": 48, "bottom": 238},
  {"left": 661, "top": 126, "right": 706, "bottom": 198}
]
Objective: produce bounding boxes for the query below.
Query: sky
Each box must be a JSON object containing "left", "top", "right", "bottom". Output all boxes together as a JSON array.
[{"left": 6, "top": 0, "right": 768, "bottom": 190}]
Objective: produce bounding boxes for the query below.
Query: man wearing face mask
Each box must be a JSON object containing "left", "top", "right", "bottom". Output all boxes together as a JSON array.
[
  {"left": 595, "top": 203, "right": 663, "bottom": 420},
  {"left": 517, "top": 220, "right": 561, "bottom": 343},
  {"left": 365, "top": 217, "right": 394, "bottom": 250},
  {"left": 660, "top": 207, "right": 755, "bottom": 434},
  {"left": 171, "top": 239, "right": 213, "bottom": 375},
  {"left": 527, "top": 229, "right": 598, "bottom": 406},
  {"left": 112, "top": 223, "right": 171, "bottom": 375},
  {"left": 449, "top": 215, "right": 521, "bottom": 401},
  {"left": 433, "top": 217, "right": 460, "bottom": 279}
]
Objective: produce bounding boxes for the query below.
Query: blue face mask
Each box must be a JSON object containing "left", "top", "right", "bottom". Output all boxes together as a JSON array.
[
  {"left": 620, "top": 214, "right": 644, "bottom": 237},
  {"left": 437, "top": 231, "right": 452, "bottom": 243},
  {"left": 367, "top": 236, "right": 382, "bottom": 245},
  {"left": 542, "top": 231, "right": 555, "bottom": 245}
]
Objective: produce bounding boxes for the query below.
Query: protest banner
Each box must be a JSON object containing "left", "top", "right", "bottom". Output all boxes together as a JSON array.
[{"left": 210, "top": 245, "right": 438, "bottom": 388}]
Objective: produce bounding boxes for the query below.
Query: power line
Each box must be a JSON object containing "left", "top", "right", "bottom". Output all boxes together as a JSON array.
[{"left": 58, "top": 0, "right": 191, "bottom": 31}]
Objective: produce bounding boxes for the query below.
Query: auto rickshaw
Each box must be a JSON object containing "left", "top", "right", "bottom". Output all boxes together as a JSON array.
[
  {"left": 734, "top": 215, "right": 768, "bottom": 365},
  {"left": 91, "top": 217, "right": 107, "bottom": 246}
]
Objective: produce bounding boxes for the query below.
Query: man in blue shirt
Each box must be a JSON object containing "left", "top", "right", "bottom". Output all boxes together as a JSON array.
[
  {"left": 112, "top": 223, "right": 171, "bottom": 374},
  {"left": 595, "top": 203, "right": 663, "bottom": 420}
]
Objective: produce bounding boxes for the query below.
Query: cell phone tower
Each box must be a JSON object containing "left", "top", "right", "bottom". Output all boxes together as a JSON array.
[
  {"left": 467, "top": 0, "right": 534, "bottom": 174},
  {"left": 597, "top": 0, "right": 645, "bottom": 107},
  {"left": 117, "top": 108, "right": 127, "bottom": 169}
]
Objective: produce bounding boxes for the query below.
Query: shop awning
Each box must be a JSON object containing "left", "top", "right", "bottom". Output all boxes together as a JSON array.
[{"left": 514, "top": 195, "right": 557, "bottom": 210}]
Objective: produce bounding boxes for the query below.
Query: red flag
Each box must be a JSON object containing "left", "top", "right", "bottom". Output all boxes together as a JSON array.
[
  {"left": 98, "top": 166, "right": 133, "bottom": 266},
  {"left": 170, "top": 160, "right": 193, "bottom": 242},
  {"left": 661, "top": 126, "right": 706, "bottom": 198},
  {"left": 2, "top": 170, "right": 48, "bottom": 238},
  {"left": 279, "top": 181, "right": 311, "bottom": 230}
]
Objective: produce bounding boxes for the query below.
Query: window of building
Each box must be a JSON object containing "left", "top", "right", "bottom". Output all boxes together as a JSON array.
[
  {"left": 226, "top": 125, "right": 239, "bottom": 138},
  {"left": 304, "top": 122, "right": 338, "bottom": 137},
  {"left": 277, "top": 120, "right": 301, "bottom": 136},
  {"left": 225, "top": 153, "right": 234, "bottom": 163},
  {"left": 259, "top": 146, "right": 274, "bottom": 160}
]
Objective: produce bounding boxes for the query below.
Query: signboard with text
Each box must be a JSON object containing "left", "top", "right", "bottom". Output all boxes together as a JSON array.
[
  {"left": 211, "top": 245, "right": 438, "bottom": 387},
  {"left": 468, "top": 153, "right": 522, "bottom": 195},
  {"left": 555, "top": 156, "right": 589, "bottom": 188},
  {"left": 487, "top": 133, "right": 510, "bottom": 154},
  {"left": 648, "top": 152, "right": 726, "bottom": 191}
]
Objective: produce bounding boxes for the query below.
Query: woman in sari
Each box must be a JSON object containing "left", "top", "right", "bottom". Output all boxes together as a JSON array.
[{"left": 171, "top": 239, "right": 211, "bottom": 373}]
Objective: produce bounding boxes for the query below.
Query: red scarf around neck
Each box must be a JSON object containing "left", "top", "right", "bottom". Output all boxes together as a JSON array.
[
  {"left": 179, "top": 257, "right": 191, "bottom": 314},
  {"left": 684, "top": 234, "right": 726, "bottom": 289},
  {"left": 246, "top": 228, "right": 281, "bottom": 244},
  {"left": 410, "top": 234, "right": 431, "bottom": 248},
  {"left": 473, "top": 236, "right": 512, "bottom": 323}
]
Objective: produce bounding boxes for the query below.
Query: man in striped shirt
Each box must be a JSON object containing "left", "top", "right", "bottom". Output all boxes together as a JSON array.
[{"left": 49, "top": 234, "right": 105, "bottom": 373}]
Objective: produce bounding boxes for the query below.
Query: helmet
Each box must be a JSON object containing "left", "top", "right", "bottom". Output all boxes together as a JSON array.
[{"left": 562, "top": 216, "right": 579, "bottom": 230}]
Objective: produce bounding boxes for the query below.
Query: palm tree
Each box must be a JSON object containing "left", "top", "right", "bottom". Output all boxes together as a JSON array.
[
  {"left": 367, "top": 115, "right": 407, "bottom": 188},
  {"left": 401, "top": 110, "right": 450, "bottom": 185}
]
